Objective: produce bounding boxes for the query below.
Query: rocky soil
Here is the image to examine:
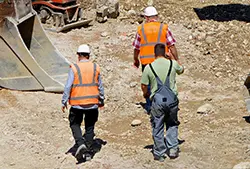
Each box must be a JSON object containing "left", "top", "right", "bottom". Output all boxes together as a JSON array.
[{"left": 0, "top": 0, "right": 250, "bottom": 168}]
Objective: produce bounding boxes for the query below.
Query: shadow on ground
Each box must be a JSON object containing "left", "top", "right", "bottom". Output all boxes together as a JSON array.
[
  {"left": 144, "top": 139, "right": 185, "bottom": 151},
  {"left": 65, "top": 138, "right": 107, "bottom": 164},
  {"left": 194, "top": 4, "right": 250, "bottom": 22},
  {"left": 243, "top": 116, "right": 250, "bottom": 123}
]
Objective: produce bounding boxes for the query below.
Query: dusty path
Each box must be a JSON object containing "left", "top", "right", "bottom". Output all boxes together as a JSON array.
[{"left": 0, "top": 0, "right": 250, "bottom": 168}]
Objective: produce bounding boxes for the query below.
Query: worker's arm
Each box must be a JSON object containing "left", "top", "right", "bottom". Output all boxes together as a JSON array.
[
  {"left": 98, "top": 73, "right": 105, "bottom": 107},
  {"left": 134, "top": 48, "right": 140, "bottom": 68},
  {"left": 61, "top": 68, "right": 74, "bottom": 112},
  {"left": 141, "top": 84, "right": 150, "bottom": 98},
  {"left": 174, "top": 60, "right": 184, "bottom": 75},
  {"left": 169, "top": 45, "right": 178, "bottom": 61},
  {"left": 141, "top": 66, "right": 150, "bottom": 98},
  {"left": 133, "top": 32, "right": 141, "bottom": 68},
  {"left": 166, "top": 28, "right": 178, "bottom": 60}
]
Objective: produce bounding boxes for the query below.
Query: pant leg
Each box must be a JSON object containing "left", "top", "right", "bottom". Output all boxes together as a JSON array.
[
  {"left": 69, "top": 107, "right": 85, "bottom": 147},
  {"left": 165, "top": 105, "right": 179, "bottom": 150},
  {"left": 150, "top": 106, "right": 167, "bottom": 157},
  {"left": 84, "top": 108, "right": 99, "bottom": 148},
  {"left": 145, "top": 84, "right": 152, "bottom": 113}
]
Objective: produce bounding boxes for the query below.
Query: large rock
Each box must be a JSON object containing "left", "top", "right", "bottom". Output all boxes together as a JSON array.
[
  {"left": 197, "top": 103, "right": 214, "bottom": 114},
  {"left": 131, "top": 119, "right": 142, "bottom": 126},
  {"left": 96, "top": 5, "right": 109, "bottom": 23},
  {"left": 96, "top": 0, "right": 119, "bottom": 22},
  {"left": 233, "top": 162, "right": 250, "bottom": 169},
  {"left": 107, "top": 0, "right": 119, "bottom": 18}
]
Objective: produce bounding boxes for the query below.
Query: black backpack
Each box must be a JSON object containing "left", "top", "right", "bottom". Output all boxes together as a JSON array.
[{"left": 149, "top": 59, "right": 179, "bottom": 111}]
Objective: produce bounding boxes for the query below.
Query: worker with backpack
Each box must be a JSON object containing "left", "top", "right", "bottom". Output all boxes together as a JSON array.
[{"left": 141, "top": 43, "right": 184, "bottom": 162}]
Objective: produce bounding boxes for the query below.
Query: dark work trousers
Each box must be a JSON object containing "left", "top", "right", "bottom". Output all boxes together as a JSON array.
[
  {"left": 69, "top": 107, "right": 99, "bottom": 149},
  {"left": 142, "top": 64, "right": 152, "bottom": 113}
]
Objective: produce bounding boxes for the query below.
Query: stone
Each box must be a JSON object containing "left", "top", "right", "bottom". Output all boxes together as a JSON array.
[
  {"left": 197, "top": 103, "right": 214, "bottom": 114},
  {"left": 101, "top": 31, "right": 109, "bottom": 37},
  {"left": 195, "top": 42, "right": 202, "bottom": 46},
  {"left": 106, "top": 66, "right": 112, "bottom": 72},
  {"left": 129, "top": 82, "right": 137, "bottom": 88},
  {"left": 96, "top": 6, "right": 109, "bottom": 23},
  {"left": 215, "top": 72, "right": 222, "bottom": 78},
  {"left": 197, "top": 32, "right": 206, "bottom": 40},
  {"left": 232, "top": 162, "right": 250, "bottom": 169},
  {"left": 131, "top": 119, "right": 142, "bottom": 126},
  {"left": 127, "top": 9, "right": 136, "bottom": 17},
  {"left": 243, "top": 39, "right": 248, "bottom": 45},
  {"left": 107, "top": 0, "right": 119, "bottom": 18},
  {"left": 205, "top": 36, "right": 214, "bottom": 44}
]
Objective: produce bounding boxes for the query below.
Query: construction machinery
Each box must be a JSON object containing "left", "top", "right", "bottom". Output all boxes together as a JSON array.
[
  {"left": 32, "top": 0, "right": 92, "bottom": 32},
  {"left": 0, "top": 0, "right": 70, "bottom": 92}
]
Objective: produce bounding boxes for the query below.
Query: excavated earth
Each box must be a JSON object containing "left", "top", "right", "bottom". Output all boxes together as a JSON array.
[{"left": 0, "top": 0, "right": 250, "bottom": 168}]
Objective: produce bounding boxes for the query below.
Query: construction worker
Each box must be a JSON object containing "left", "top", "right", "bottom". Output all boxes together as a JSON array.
[
  {"left": 141, "top": 43, "right": 184, "bottom": 162},
  {"left": 133, "top": 6, "right": 178, "bottom": 113},
  {"left": 61, "top": 44, "right": 104, "bottom": 161}
]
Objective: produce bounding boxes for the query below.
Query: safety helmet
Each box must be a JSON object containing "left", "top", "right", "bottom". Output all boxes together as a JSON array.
[
  {"left": 144, "top": 6, "right": 158, "bottom": 17},
  {"left": 77, "top": 44, "right": 90, "bottom": 53}
]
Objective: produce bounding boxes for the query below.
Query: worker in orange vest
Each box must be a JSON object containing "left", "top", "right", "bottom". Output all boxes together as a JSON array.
[
  {"left": 61, "top": 44, "right": 105, "bottom": 161},
  {"left": 133, "top": 6, "right": 179, "bottom": 113}
]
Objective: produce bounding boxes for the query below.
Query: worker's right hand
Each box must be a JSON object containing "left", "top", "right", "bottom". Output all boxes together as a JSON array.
[
  {"left": 133, "top": 60, "right": 140, "bottom": 68},
  {"left": 61, "top": 104, "right": 68, "bottom": 113}
]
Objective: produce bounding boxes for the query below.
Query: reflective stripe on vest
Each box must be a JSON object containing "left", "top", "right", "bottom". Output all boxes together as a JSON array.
[
  {"left": 138, "top": 22, "right": 168, "bottom": 65},
  {"left": 69, "top": 62, "right": 99, "bottom": 106}
]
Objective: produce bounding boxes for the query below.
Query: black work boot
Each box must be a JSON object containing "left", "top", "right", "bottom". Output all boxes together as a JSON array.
[{"left": 75, "top": 144, "right": 87, "bottom": 161}]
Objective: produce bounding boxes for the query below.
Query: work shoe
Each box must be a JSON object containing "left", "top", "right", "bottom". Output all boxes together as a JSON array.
[
  {"left": 85, "top": 153, "right": 92, "bottom": 161},
  {"left": 75, "top": 144, "right": 87, "bottom": 160},
  {"left": 168, "top": 148, "right": 179, "bottom": 159},
  {"left": 153, "top": 155, "right": 165, "bottom": 162}
]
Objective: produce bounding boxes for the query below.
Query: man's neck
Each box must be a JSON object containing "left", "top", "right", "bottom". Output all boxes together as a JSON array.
[
  {"left": 155, "top": 56, "right": 166, "bottom": 59},
  {"left": 78, "top": 57, "right": 89, "bottom": 62}
]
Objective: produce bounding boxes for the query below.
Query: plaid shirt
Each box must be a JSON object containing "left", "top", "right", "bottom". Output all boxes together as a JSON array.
[{"left": 132, "top": 26, "right": 176, "bottom": 50}]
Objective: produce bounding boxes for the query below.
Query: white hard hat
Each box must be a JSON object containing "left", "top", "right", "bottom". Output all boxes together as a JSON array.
[
  {"left": 144, "top": 6, "right": 158, "bottom": 17},
  {"left": 77, "top": 44, "right": 90, "bottom": 53}
]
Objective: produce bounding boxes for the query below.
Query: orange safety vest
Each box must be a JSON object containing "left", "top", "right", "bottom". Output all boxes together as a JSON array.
[
  {"left": 138, "top": 22, "right": 169, "bottom": 65},
  {"left": 69, "top": 61, "right": 100, "bottom": 106}
]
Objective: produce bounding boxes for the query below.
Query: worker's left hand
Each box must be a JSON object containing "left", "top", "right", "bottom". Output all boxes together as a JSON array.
[
  {"left": 98, "top": 99, "right": 104, "bottom": 108},
  {"left": 62, "top": 104, "right": 68, "bottom": 113}
]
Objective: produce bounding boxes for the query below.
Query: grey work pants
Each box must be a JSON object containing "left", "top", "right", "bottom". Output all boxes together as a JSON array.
[{"left": 150, "top": 105, "right": 179, "bottom": 157}]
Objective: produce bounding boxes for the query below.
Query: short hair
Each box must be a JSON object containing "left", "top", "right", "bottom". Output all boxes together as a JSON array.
[
  {"left": 77, "top": 52, "right": 90, "bottom": 57},
  {"left": 154, "top": 43, "right": 165, "bottom": 57}
]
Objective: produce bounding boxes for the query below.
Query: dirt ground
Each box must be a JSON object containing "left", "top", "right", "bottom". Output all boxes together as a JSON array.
[{"left": 0, "top": 0, "right": 250, "bottom": 168}]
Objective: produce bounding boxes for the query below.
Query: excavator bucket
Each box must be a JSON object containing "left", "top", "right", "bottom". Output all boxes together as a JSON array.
[
  {"left": 244, "top": 74, "right": 250, "bottom": 112},
  {"left": 0, "top": 0, "right": 70, "bottom": 92}
]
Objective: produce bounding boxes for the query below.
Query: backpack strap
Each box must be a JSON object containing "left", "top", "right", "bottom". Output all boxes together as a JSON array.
[
  {"left": 167, "top": 60, "right": 172, "bottom": 77},
  {"left": 149, "top": 63, "right": 158, "bottom": 78}
]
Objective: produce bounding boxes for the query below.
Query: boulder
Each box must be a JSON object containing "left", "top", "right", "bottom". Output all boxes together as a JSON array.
[
  {"left": 107, "top": 0, "right": 119, "bottom": 18},
  {"left": 197, "top": 103, "right": 214, "bottom": 114},
  {"left": 233, "top": 162, "right": 250, "bottom": 169},
  {"left": 96, "top": 6, "right": 109, "bottom": 23},
  {"left": 131, "top": 119, "right": 142, "bottom": 126}
]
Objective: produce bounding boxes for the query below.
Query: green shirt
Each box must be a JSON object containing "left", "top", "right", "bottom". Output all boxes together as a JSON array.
[{"left": 141, "top": 57, "right": 184, "bottom": 99}]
